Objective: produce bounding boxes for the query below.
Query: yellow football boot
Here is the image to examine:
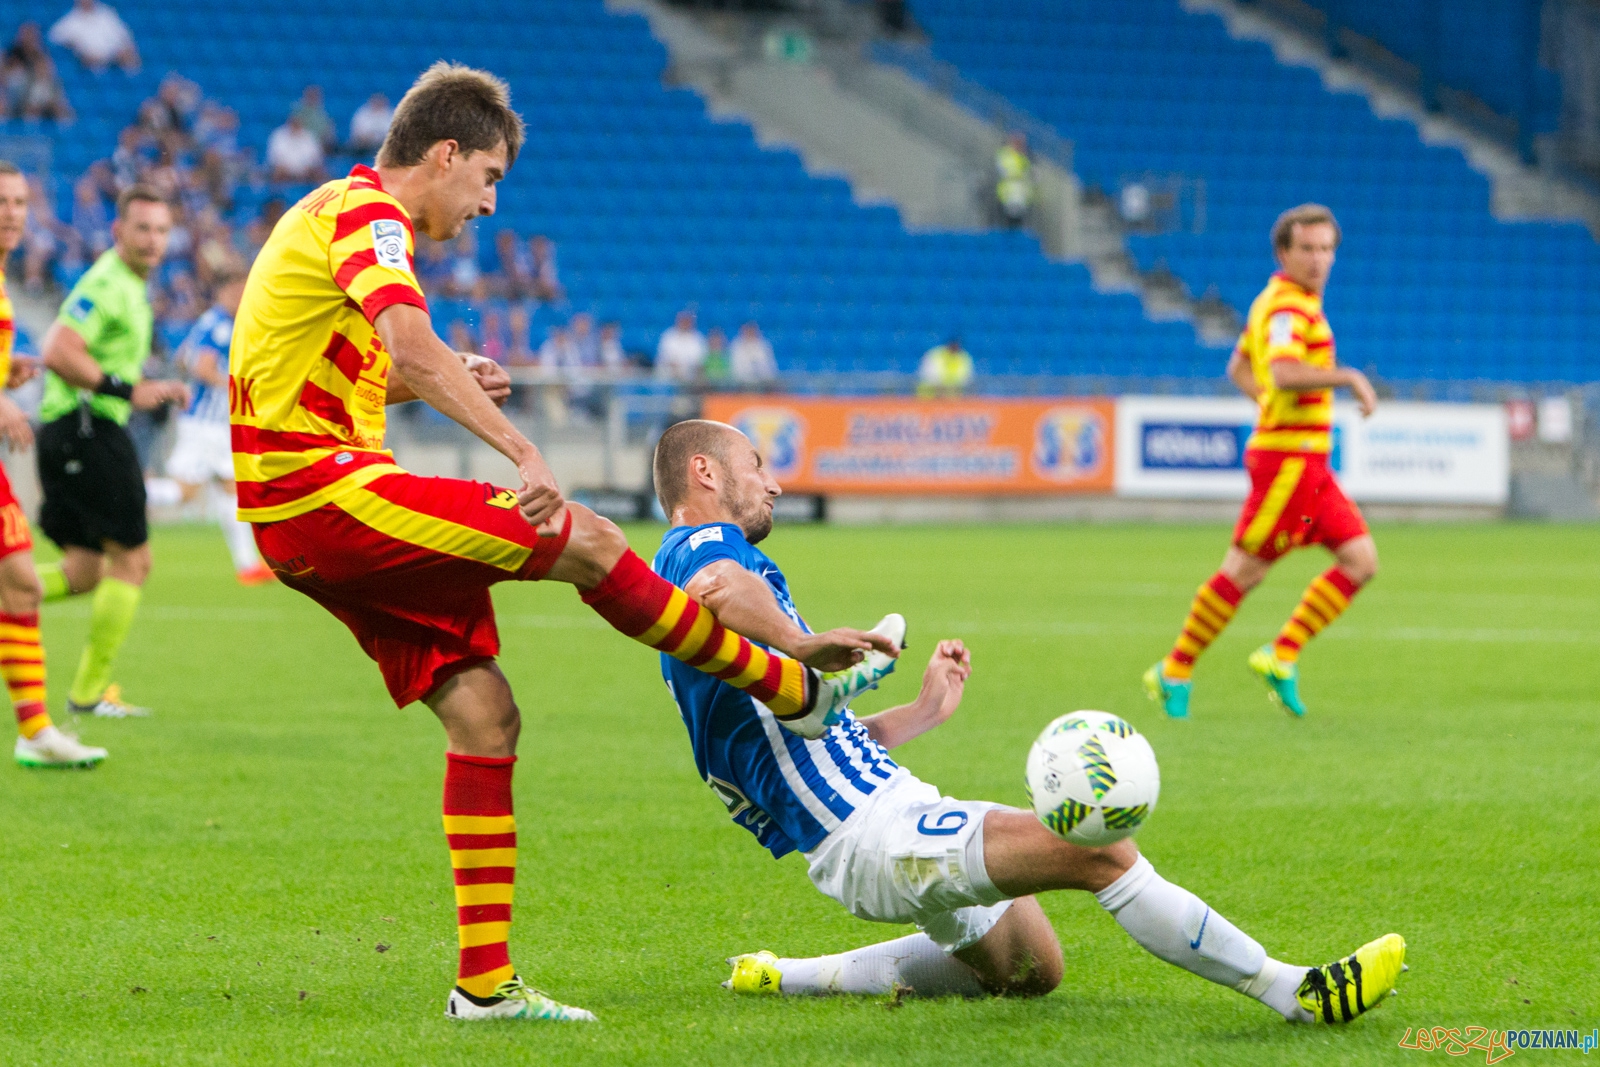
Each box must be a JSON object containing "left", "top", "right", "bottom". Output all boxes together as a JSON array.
[
  {"left": 723, "top": 951, "right": 783, "bottom": 995},
  {"left": 1248, "top": 645, "right": 1307, "bottom": 716},
  {"left": 1296, "top": 933, "right": 1407, "bottom": 1023}
]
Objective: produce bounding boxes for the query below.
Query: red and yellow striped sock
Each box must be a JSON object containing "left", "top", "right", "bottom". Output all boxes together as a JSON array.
[
  {"left": 581, "top": 550, "right": 810, "bottom": 719},
  {"left": 1162, "top": 573, "right": 1244, "bottom": 681},
  {"left": 2, "top": 612, "right": 49, "bottom": 739},
  {"left": 444, "top": 752, "right": 518, "bottom": 1000},
  {"left": 1273, "top": 567, "right": 1361, "bottom": 663}
]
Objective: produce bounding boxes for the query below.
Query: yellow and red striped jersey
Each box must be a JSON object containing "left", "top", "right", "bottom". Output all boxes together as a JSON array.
[
  {"left": 229, "top": 165, "right": 426, "bottom": 522},
  {"left": 0, "top": 266, "right": 14, "bottom": 387},
  {"left": 1237, "top": 271, "right": 1335, "bottom": 454}
]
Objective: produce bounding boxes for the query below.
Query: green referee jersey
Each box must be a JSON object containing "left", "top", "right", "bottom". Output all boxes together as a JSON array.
[{"left": 41, "top": 249, "right": 153, "bottom": 426}]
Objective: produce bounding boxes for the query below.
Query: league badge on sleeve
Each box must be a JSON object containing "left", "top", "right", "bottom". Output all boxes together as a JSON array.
[
  {"left": 689, "top": 526, "right": 725, "bottom": 550},
  {"left": 67, "top": 294, "right": 95, "bottom": 322},
  {"left": 370, "top": 220, "right": 409, "bottom": 270},
  {"left": 1268, "top": 311, "right": 1295, "bottom": 347}
]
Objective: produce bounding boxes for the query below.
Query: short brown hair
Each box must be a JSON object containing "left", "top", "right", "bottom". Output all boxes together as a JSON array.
[
  {"left": 653, "top": 419, "right": 739, "bottom": 514},
  {"left": 116, "top": 184, "right": 168, "bottom": 217},
  {"left": 377, "top": 62, "right": 525, "bottom": 169},
  {"left": 0, "top": 160, "right": 20, "bottom": 178},
  {"left": 1272, "top": 203, "right": 1341, "bottom": 251}
]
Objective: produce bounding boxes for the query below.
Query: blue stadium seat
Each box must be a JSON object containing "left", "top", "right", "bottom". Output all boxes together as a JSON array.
[{"left": 915, "top": 0, "right": 1600, "bottom": 383}]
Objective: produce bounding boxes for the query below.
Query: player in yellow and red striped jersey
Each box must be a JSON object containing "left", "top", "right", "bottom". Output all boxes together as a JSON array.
[
  {"left": 1145, "top": 204, "right": 1380, "bottom": 719},
  {"left": 229, "top": 63, "right": 900, "bottom": 1023},
  {"left": 0, "top": 162, "right": 104, "bottom": 769}
]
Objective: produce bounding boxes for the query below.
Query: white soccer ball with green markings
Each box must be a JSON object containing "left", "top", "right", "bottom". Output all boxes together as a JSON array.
[{"left": 1025, "top": 710, "right": 1160, "bottom": 847}]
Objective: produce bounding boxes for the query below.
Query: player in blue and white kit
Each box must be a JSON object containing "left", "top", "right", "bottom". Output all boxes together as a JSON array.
[
  {"left": 649, "top": 420, "right": 1406, "bottom": 1023},
  {"left": 164, "top": 268, "right": 271, "bottom": 584}
]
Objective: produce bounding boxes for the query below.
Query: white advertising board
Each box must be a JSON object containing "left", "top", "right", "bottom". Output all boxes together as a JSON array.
[{"left": 1114, "top": 397, "right": 1508, "bottom": 505}]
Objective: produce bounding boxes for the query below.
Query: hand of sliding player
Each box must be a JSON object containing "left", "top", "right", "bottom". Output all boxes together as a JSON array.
[{"left": 789, "top": 627, "right": 901, "bottom": 672}]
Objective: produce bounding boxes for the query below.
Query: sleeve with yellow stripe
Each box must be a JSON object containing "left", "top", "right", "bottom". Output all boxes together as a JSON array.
[{"left": 328, "top": 191, "right": 429, "bottom": 325}]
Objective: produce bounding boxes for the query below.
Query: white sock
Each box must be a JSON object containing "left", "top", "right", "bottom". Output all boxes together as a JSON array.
[
  {"left": 211, "top": 489, "right": 261, "bottom": 572},
  {"left": 774, "top": 933, "right": 986, "bottom": 997},
  {"left": 1096, "top": 856, "right": 1313, "bottom": 1022},
  {"left": 145, "top": 477, "right": 182, "bottom": 508}
]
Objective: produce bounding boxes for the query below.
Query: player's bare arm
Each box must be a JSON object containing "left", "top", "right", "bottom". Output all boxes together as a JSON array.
[
  {"left": 1269, "top": 358, "right": 1377, "bottom": 416},
  {"left": 386, "top": 351, "right": 510, "bottom": 408},
  {"left": 857, "top": 639, "right": 971, "bottom": 749},
  {"left": 683, "top": 558, "right": 896, "bottom": 671},
  {"left": 6, "top": 355, "right": 38, "bottom": 389},
  {"left": 375, "top": 303, "right": 562, "bottom": 525},
  {"left": 1226, "top": 348, "right": 1260, "bottom": 401},
  {"left": 40, "top": 321, "right": 190, "bottom": 410},
  {"left": 0, "top": 392, "right": 30, "bottom": 451}
]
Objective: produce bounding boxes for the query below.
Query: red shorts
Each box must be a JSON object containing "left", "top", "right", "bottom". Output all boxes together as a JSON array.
[
  {"left": 254, "top": 472, "right": 571, "bottom": 707},
  {"left": 0, "top": 463, "right": 32, "bottom": 561},
  {"left": 1232, "top": 449, "right": 1367, "bottom": 562}
]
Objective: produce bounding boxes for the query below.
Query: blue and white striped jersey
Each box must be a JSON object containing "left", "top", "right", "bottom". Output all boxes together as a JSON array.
[
  {"left": 176, "top": 305, "right": 233, "bottom": 424},
  {"left": 654, "top": 522, "right": 904, "bottom": 858}
]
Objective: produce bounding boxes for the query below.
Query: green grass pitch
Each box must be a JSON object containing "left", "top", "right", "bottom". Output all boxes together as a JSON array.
[{"left": 1, "top": 521, "right": 1594, "bottom": 1065}]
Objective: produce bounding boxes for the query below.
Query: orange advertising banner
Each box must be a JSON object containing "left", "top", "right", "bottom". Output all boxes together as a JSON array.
[{"left": 700, "top": 396, "right": 1117, "bottom": 494}]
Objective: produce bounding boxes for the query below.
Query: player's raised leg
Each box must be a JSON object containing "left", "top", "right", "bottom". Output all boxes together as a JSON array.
[
  {"left": 1146, "top": 548, "right": 1265, "bottom": 718},
  {"left": 546, "top": 503, "right": 898, "bottom": 738}
]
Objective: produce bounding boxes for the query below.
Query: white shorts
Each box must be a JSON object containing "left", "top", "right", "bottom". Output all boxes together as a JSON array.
[
  {"left": 804, "top": 773, "right": 1019, "bottom": 952},
  {"left": 165, "top": 417, "right": 233, "bottom": 485}
]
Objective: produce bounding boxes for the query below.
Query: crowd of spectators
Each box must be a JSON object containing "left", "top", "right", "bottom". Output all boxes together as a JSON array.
[
  {"left": 5, "top": 8, "right": 783, "bottom": 403},
  {"left": 14, "top": 66, "right": 393, "bottom": 357},
  {"left": 417, "top": 226, "right": 625, "bottom": 417},
  {"left": 654, "top": 308, "right": 778, "bottom": 386},
  {"left": 26, "top": 68, "right": 261, "bottom": 348}
]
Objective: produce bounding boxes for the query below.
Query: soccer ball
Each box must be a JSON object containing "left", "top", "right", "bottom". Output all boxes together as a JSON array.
[{"left": 1024, "top": 710, "right": 1160, "bottom": 847}]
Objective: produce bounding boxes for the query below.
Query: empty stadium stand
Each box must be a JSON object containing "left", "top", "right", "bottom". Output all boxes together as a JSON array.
[{"left": 913, "top": 0, "right": 1600, "bottom": 386}]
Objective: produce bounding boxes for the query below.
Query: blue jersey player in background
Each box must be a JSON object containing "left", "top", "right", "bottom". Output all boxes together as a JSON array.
[
  {"left": 649, "top": 419, "right": 1405, "bottom": 1023},
  {"left": 151, "top": 266, "right": 271, "bottom": 585}
]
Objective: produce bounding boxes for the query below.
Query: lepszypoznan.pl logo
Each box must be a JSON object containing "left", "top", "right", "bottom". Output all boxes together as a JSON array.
[{"left": 1398, "top": 1026, "right": 1597, "bottom": 1063}]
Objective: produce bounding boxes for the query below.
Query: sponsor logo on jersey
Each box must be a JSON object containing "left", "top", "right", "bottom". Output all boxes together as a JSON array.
[
  {"left": 370, "top": 220, "right": 408, "bottom": 270},
  {"left": 485, "top": 488, "right": 519, "bottom": 510},
  {"left": 1030, "top": 406, "right": 1107, "bottom": 481}
]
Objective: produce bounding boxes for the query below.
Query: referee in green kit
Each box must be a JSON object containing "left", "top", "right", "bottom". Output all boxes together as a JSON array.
[{"left": 36, "top": 184, "right": 188, "bottom": 718}]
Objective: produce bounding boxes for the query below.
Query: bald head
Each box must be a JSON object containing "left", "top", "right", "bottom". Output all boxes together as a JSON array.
[
  {"left": 653, "top": 419, "right": 740, "bottom": 514},
  {"left": 653, "top": 419, "right": 780, "bottom": 542}
]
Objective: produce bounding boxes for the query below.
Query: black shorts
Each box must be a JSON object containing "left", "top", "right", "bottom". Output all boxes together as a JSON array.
[{"left": 37, "top": 410, "right": 148, "bottom": 551}]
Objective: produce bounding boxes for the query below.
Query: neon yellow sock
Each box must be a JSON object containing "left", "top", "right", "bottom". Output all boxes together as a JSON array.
[
  {"left": 68, "top": 577, "right": 142, "bottom": 706},
  {"left": 37, "top": 562, "right": 72, "bottom": 603}
]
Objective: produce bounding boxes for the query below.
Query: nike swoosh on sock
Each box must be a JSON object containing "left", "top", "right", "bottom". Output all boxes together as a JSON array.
[{"left": 1190, "top": 907, "right": 1211, "bottom": 950}]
